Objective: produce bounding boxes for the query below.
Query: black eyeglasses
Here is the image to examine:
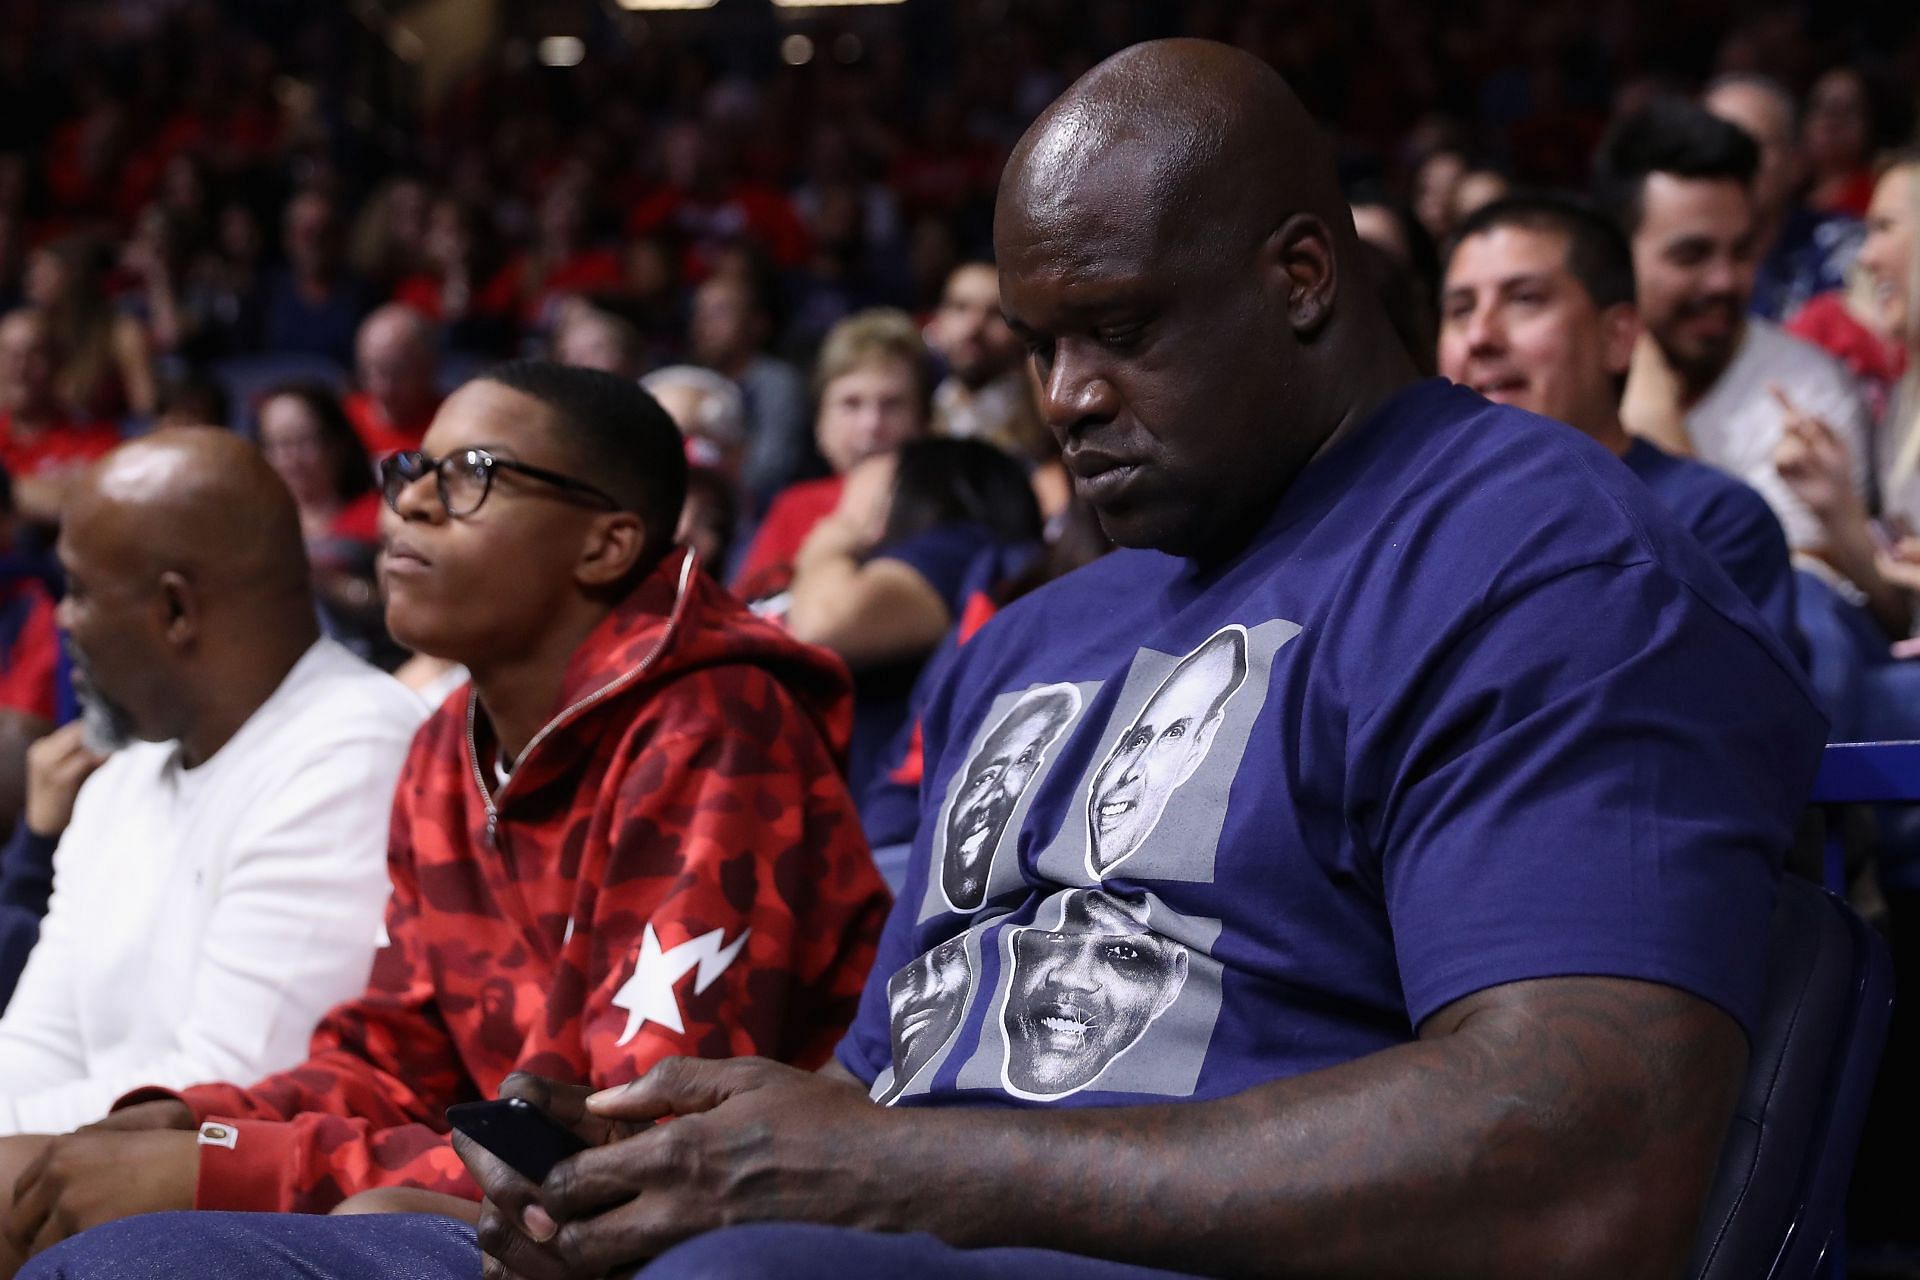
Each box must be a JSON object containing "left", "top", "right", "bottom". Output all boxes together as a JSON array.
[{"left": 379, "top": 448, "right": 622, "bottom": 518}]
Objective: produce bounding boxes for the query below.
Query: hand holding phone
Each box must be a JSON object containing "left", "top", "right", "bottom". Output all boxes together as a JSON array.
[{"left": 446, "top": 1097, "right": 590, "bottom": 1184}]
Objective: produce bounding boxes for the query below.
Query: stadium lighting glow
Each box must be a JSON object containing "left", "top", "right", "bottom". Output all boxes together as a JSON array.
[
  {"left": 538, "top": 36, "right": 587, "bottom": 66},
  {"left": 781, "top": 33, "right": 815, "bottom": 65},
  {"left": 615, "top": 0, "right": 719, "bottom": 8}
]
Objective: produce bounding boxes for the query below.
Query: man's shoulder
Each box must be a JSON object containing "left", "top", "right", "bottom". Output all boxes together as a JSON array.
[
  {"left": 266, "top": 642, "right": 430, "bottom": 750},
  {"left": 1742, "top": 319, "right": 1861, "bottom": 402}
]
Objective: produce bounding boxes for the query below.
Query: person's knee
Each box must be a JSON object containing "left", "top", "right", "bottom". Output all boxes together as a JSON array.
[
  {"left": 644, "top": 1223, "right": 885, "bottom": 1280},
  {"left": 18, "top": 1212, "right": 198, "bottom": 1279}
]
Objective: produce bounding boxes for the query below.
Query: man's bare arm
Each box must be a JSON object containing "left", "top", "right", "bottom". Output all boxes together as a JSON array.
[{"left": 515, "top": 975, "right": 1742, "bottom": 1280}]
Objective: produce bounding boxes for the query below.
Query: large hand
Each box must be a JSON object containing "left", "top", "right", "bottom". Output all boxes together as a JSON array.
[
  {"left": 4, "top": 1129, "right": 198, "bottom": 1260},
  {"left": 453, "top": 1073, "right": 640, "bottom": 1280},
  {"left": 467, "top": 1058, "right": 891, "bottom": 1280},
  {"left": 23, "top": 724, "right": 106, "bottom": 839}
]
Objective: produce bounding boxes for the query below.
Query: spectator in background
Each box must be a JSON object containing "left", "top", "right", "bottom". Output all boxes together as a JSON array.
[
  {"left": 149, "top": 373, "right": 229, "bottom": 432},
  {"left": 1412, "top": 146, "right": 1469, "bottom": 244},
  {"left": 1598, "top": 97, "right": 1872, "bottom": 573},
  {"left": 733, "top": 308, "right": 933, "bottom": 602},
  {"left": 391, "top": 197, "right": 515, "bottom": 359},
  {"left": 0, "top": 311, "right": 121, "bottom": 529},
  {"left": 261, "top": 191, "right": 367, "bottom": 367},
  {"left": 255, "top": 383, "right": 393, "bottom": 667},
  {"left": 643, "top": 364, "right": 748, "bottom": 488},
  {"left": 689, "top": 270, "right": 811, "bottom": 512},
  {"left": 550, "top": 298, "right": 647, "bottom": 381},
  {"left": 485, "top": 177, "right": 622, "bottom": 335},
  {"left": 1438, "top": 193, "right": 1802, "bottom": 656},
  {"left": 630, "top": 121, "right": 812, "bottom": 279},
  {"left": 118, "top": 205, "right": 223, "bottom": 368},
  {"left": 1704, "top": 73, "right": 1864, "bottom": 323},
  {"left": 346, "top": 175, "right": 431, "bottom": 298},
  {"left": 0, "top": 430, "right": 420, "bottom": 1143},
  {"left": 677, "top": 466, "right": 739, "bottom": 575},
  {"left": 343, "top": 305, "right": 442, "bottom": 458},
  {"left": 1775, "top": 158, "right": 1920, "bottom": 618},
  {"left": 0, "top": 469, "right": 59, "bottom": 847},
  {"left": 924, "top": 262, "right": 1051, "bottom": 464},
  {"left": 787, "top": 436, "right": 1043, "bottom": 799},
  {"left": 22, "top": 238, "right": 153, "bottom": 422},
  {"left": 1803, "top": 67, "right": 1879, "bottom": 218},
  {"left": 1449, "top": 168, "right": 1511, "bottom": 226}
]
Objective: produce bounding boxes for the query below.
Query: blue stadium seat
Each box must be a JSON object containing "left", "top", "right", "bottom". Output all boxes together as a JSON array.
[
  {"left": 210, "top": 353, "right": 349, "bottom": 435},
  {"left": 1687, "top": 871, "right": 1893, "bottom": 1279}
]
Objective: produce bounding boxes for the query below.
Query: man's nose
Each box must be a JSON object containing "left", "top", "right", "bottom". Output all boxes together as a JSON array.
[
  {"left": 1464, "top": 307, "right": 1505, "bottom": 358},
  {"left": 1039, "top": 346, "right": 1120, "bottom": 436},
  {"left": 1052, "top": 944, "right": 1103, "bottom": 993}
]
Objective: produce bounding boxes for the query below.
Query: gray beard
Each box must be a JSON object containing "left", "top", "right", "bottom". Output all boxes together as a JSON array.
[{"left": 69, "top": 657, "right": 135, "bottom": 755}]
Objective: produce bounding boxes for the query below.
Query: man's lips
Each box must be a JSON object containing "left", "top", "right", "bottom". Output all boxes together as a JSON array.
[
  {"left": 1064, "top": 448, "right": 1146, "bottom": 502},
  {"left": 384, "top": 537, "right": 432, "bottom": 574},
  {"left": 1469, "top": 373, "right": 1528, "bottom": 399}
]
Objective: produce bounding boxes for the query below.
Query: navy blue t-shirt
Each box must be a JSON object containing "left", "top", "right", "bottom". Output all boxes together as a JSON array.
[
  {"left": 836, "top": 379, "right": 1825, "bottom": 1110},
  {"left": 844, "top": 524, "right": 1037, "bottom": 800},
  {"left": 1623, "top": 438, "right": 1804, "bottom": 665}
]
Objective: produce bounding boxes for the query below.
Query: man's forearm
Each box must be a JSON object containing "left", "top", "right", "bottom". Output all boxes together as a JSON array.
[{"left": 863, "top": 978, "right": 1741, "bottom": 1280}]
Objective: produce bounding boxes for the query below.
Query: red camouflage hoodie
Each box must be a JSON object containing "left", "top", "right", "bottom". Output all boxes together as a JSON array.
[{"left": 117, "top": 549, "right": 891, "bottom": 1213}]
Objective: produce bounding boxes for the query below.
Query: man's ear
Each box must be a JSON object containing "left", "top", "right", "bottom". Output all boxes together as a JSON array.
[
  {"left": 157, "top": 570, "right": 197, "bottom": 647},
  {"left": 1601, "top": 301, "right": 1641, "bottom": 378},
  {"left": 1262, "top": 213, "right": 1337, "bottom": 338},
  {"left": 575, "top": 512, "right": 650, "bottom": 590}
]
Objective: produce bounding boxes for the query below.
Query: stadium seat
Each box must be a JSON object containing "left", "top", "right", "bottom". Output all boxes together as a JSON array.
[
  {"left": 1687, "top": 874, "right": 1894, "bottom": 1279},
  {"left": 211, "top": 353, "right": 349, "bottom": 434}
]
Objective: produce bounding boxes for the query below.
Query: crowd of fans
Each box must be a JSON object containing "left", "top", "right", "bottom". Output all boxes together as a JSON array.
[{"left": 0, "top": 0, "right": 1911, "bottom": 1275}]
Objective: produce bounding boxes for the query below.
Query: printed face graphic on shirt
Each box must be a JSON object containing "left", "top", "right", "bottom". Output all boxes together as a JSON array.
[
  {"left": 942, "top": 685, "right": 1081, "bottom": 910},
  {"left": 880, "top": 935, "right": 974, "bottom": 1103},
  {"left": 1086, "top": 627, "right": 1248, "bottom": 879},
  {"left": 1002, "top": 889, "right": 1189, "bottom": 1098}
]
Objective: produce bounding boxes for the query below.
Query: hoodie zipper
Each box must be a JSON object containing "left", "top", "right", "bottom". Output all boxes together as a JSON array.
[{"left": 467, "top": 548, "right": 698, "bottom": 848}]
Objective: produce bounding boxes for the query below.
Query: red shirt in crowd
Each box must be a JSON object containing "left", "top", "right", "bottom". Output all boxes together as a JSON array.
[
  {"left": 731, "top": 474, "right": 845, "bottom": 603},
  {"left": 343, "top": 392, "right": 441, "bottom": 460},
  {"left": 0, "top": 413, "right": 123, "bottom": 479},
  {"left": 115, "top": 551, "right": 890, "bottom": 1213},
  {"left": 0, "top": 584, "right": 58, "bottom": 724}
]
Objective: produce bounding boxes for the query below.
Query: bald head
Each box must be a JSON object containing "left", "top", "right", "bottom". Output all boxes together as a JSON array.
[
  {"left": 58, "top": 429, "right": 320, "bottom": 760},
  {"left": 70, "top": 429, "right": 311, "bottom": 601},
  {"left": 1000, "top": 39, "right": 1348, "bottom": 268},
  {"left": 992, "top": 40, "right": 1410, "bottom": 564},
  {"left": 357, "top": 304, "right": 440, "bottom": 421}
]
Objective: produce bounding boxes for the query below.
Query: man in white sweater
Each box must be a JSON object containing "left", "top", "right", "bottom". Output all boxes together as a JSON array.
[{"left": 0, "top": 429, "right": 423, "bottom": 1142}]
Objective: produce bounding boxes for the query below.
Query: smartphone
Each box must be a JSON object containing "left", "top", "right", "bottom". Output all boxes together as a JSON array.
[{"left": 446, "top": 1097, "right": 590, "bottom": 1183}]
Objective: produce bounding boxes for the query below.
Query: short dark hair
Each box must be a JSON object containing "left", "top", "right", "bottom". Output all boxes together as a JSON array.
[
  {"left": 479, "top": 360, "right": 688, "bottom": 571},
  {"left": 1451, "top": 192, "right": 1637, "bottom": 311},
  {"left": 1593, "top": 95, "right": 1759, "bottom": 236},
  {"left": 882, "top": 438, "right": 1042, "bottom": 548}
]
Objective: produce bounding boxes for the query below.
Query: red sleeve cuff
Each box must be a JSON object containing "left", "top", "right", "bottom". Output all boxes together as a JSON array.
[{"left": 193, "top": 1117, "right": 303, "bottom": 1213}]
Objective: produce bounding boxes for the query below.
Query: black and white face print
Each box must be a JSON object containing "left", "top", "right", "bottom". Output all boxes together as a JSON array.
[
  {"left": 952, "top": 887, "right": 1224, "bottom": 1102},
  {"left": 921, "top": 682, "right": 1092, "bottom": 920},
  {"left": 870, "top": 929, "right": 986, "bottom": 1105},
  {"left": 1035, "top": 619, "right": 1297, "bottom": 888}
]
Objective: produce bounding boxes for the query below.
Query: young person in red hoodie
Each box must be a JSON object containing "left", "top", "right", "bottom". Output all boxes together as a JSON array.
[{"left": 0, "top": 361, "right": 890, "bottom": 1265}]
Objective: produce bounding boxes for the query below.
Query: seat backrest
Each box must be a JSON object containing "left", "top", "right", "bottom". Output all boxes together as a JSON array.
[{"left": 1688, "top": 876, "right": 1893, "bottom": 1280}]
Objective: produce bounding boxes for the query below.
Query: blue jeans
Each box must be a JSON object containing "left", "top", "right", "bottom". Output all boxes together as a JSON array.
[{"left": 23, "top": 1214, "right": 1209, "bottom": 1279}]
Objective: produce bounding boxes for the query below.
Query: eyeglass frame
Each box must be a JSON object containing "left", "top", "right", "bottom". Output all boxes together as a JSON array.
[{"left": 378, "top": 447, "right": 624, "bottom": 518}]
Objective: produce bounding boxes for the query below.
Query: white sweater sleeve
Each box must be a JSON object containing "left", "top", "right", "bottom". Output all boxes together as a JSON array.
[{"left": 0, "top": 718, "right": 409, "bottom": 1137}]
